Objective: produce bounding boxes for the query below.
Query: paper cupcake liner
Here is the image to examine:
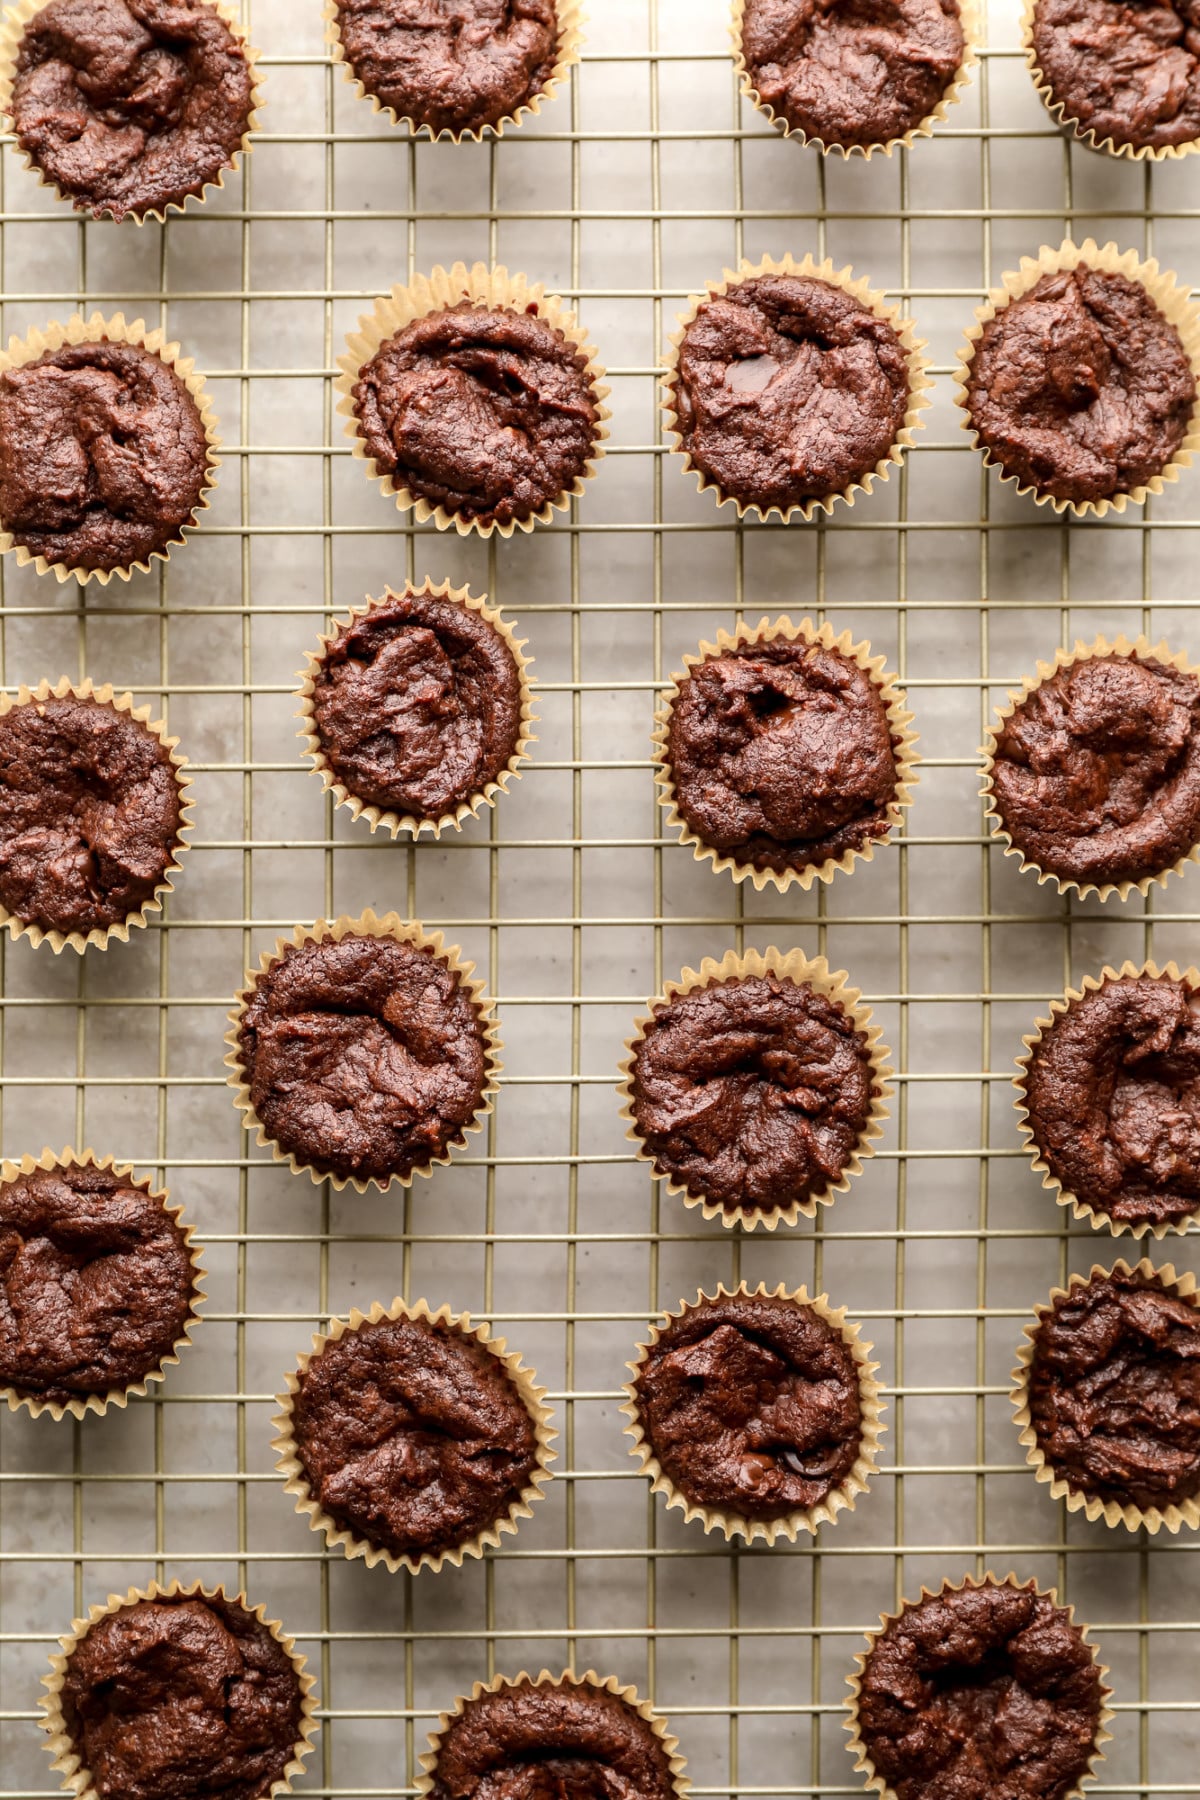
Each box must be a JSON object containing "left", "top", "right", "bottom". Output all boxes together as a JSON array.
[
  {"left": 617, "top": 946, "right": 893, "bottom": 1231},
  {"left": 1020, "top": 0, "right": 1200, "bottom": 163},
  {"left": 953, "top": 239, "right": 1200, "bottom": 518},
  {"left": 325, "top": 0, "right": 584, "bottom": 142},
  {"left": 0, "top": 1147, "right": 205, "bottom": 1422},
  {"left": 844, "top": 1571, "right": 1113, "bottom": 1800},
  {"left": 980, "top": 633, "right": 1200, "bottom": 902},
  {"left": 0, "top": 312, "right": 221, "bottom": 584},
  {"left": 0, "top": 677, "right": 193, "bottom": 953},
  {"left": 1011, "top": 1258, "right": 1200, "bottom": 1535},
  {"left": 272, "top": 1296, "right": 556, "bottom": 1574},
  {"left": 41, "top": 1578, "right": 318, "bottom": 1800},
  {"left": 619, "top": 1281, "right": 885, "bottom": 1543},
  {"left": 295, "top": 579, "right": 538, "bottom": 838},
  {"left": 661, "top": 253, "right": 931, "bottom": 523},
  {"left": 1015, "top": 959, "right": 1200, "bottom": 1239},
  {"left": 224, "top": 909, "right": 502, "bottom": 1195},
  {"left": 0, "top": 0, "right": 263, "bottom": 223},
  {"left": 336, "top": 262, "right": 610, "bottom": 538},
  {"left": 731, "top": 0, "right": 980, "bottom": 159},
  {"left": 416, "top": 1669, "right": 690, "bottom": 1800},
  {"left": 652, "top": 615, "right": 919, "bottom": 891}
]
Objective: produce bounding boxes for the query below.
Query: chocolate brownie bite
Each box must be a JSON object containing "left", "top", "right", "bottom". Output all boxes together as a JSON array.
[
  {"left": 5, "top": 0, "right": 257, "bottom": 222},
  {"left": 667, "top": 268, "right": 918, "bottom": 517},
  {"left": 331, "top": 0, "right": 570, "bottom": 138},
  {"left": 48, "top": 1587, "right": 312, "bottom": 1800},
  {"left": 1016, "top": 1264, "right": 1200, "bottom": 1522},
  {"left": 347, "top": 287, "right": 604, "bottom": 531},
  {"left": 1019, "top": 968, "right": 1200, "bottom": 1235},
  {"left": 659, "top": 623, "right": 913, "bottom": 885},
  {"left": 0, "top": 332, "right": 214, "bottom": 576},
  {"left": 626, "top": 1286, "right": 881, "bottom": 1536},
  {"left": 737, "top": 0, "right": 968, "bottom": 150},
  {"left": 230, "top": 918, "right": 497, "bottom": 1190},
  {"left": 985, "top": 646, "right": 1200, "bottom": 895},
  {"left": 300, "top": 584, "right": 531, "bottom": 831},
  {"left": 962, "top": 262, "right": 1197, "bottom": 507},
  {"left": 850, "top": 1577, "right": 1107, "bottom": 1800},
  {"left": 276, "top": 1303, "right": 551, "bottom": 1569},
  {"left": 424, "top": 1674, "right": 682, "bottom": 1800},
  {"left": 623, "top": 955, "right": 886, "bottom": 1226},
  {"left": 0, "top": 1157, "right": 200, "bottom": 1415},
  {"left": 1028, "top": 0, "right": 1200, "bottom": 156},
  {"left": 0, "top": 684, "right": 189, "bottom": 946}
]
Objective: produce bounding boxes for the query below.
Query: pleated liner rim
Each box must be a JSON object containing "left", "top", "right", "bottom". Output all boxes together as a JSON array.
[
  {"left": 979, "top": 633, "right": 1200, "bottom": 901},
  {"left": 844, "top": 1571, "right": 1113, "bottom": 1800},
  {"left": 294, "top": 578, "right": 539, "bottom": 838},
  {"left": 40, "top": 1578, "right": 318, "bottom": 1800},
  {"left": 620, "top": 1279, "right": 886, "bottom": 1543},
  {"left": 1019, "top": 0, "right": 1200, "bottom": 163},
  {"left": 651, "top": 614, "right": 920, "bottom": 891},
  {"left": 616, "top": 945, "right": 893, "bottom": 1231},
  {"left": 223, "top": 908, "right": 502, "bottom": 1195},
  {"left": 271, "top": 1295, "right": 556, "bottom": 1574}
]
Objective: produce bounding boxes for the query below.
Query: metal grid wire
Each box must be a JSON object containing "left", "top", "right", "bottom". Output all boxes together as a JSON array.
[{"left": 2, "top": 0, "right": 1200, "bottom": 1793}]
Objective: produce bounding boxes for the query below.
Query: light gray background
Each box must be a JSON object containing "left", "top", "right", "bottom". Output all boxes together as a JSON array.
[{"left": 1, "top": 0, "right": 1199, "bottom": 1794}]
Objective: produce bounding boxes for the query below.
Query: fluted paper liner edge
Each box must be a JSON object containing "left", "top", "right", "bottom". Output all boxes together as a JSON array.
[
  {"left": 40, "top": 1579, "right": 318, "bottom": 1800},
  {"left": 0, "top": 312, "right": 221, "bottom": 583},
  {"left": 1010, "top": 1258, "right": 1200, "bottom": 1535},
  {"left": 980, "top": 635, "right": 1200, "bottom": 900},
  {"left": 295, "top": 579, "right": 539, "bottom": 837},
  {"left": 953, "top": 238, "right": 1200, "bottom": 517},
  {"left": 336, "top": 261, "right": 610, "bottom": 538},
  {"left": 325, "top": 0, "right": 584, "bottom": 143},
  {"left": 0, "top": 0, "right": 264, "bottom": 222},
  {"left": 617, "top": 946, "right": 892, "bottom": 1230},
  {"left": 0, "top": 1147, "right": 205, "bottom": 1421},
  {"left": 415, "top": 1669, "right": 689, "bottom": 1800},
  {"left": 844, "top": 1571, "right": 1113, "bottom": 1800},
  {"left": 620, "top": 1281, "right": 885, "bottom": 1543},
  {"left": 1020, "top": 0, "right": 1200, "bottom": 163},
  {"left": 660, "top": 253, "right": 931, "bottom": 522},
  {"left": 731, "top": 0, "right": 980, "bottom": 159},
  {"left": 0, "top": 678, "right": 193, "bottom": 952},
  {"left": 272, "top": 1297, "right": 556, "bottom": 1573},
  {"left": 224, "top": 909, "right": 502, "bottom": 1194},
  {"left": 652, "top": 615, "right": 919, "bottom": 890}
]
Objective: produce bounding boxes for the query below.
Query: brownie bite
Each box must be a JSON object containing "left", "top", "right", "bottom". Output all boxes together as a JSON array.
[
  {"left": 0, "top": 338, "right": 211, "bottom": 574},
  {"left": 426, "top": 1676, "right": 679, "bottom": 1800},
  {"left": 1021, "top": 970, "right": 1200, "bottom": 1233},
  {"left": 627, "top": 970, "right": 879, "bottom": 1218},
  {"left": 987, "top": 650, "right": 1200, "bottom": 892},
  {"left": 1030, "top": 0, "right": 1200, "bottom": 153},
  {"left": 305, "top": 587, "right": 526, "bottom": 825},
  {"left": 1023, "top": 1266, "right": 1200, "bottom": 1515},
  {"left": 333, "top": 0, "right": 561, "bottom": 136},
  {"left": 0, "top": 1161, "right": 197, "bottom": 1408},
  {"left": 670, "top": 274, "right": 912, "bottom": 513},
  {"left": 56, "top": 1591, "right": 306, "bottom": 1800},
  {"left": 631, "top": 1289, "right": 871, "bottom": 1525},
  {"left": 286, "top": 1310, "right": 543, "bottom": 1563},
  {"left": 739, "top": 0, "right": 966, "bottom": 148},
  {"left": 663, "top": 632, "right": 904, "bottom": 879},
  {"left": 854, "top": 1578, "right": 1106, "bottom": 1800},
  {"left": 352, "top": 299, "right": 600, "bottom": 528},
  {"left": 0, "top": 689, "right": 186, "bottom": 940},
  {"left": 964, "top": 266, "right": 1196, "bottom": 505},
  {"left": 234, "top": 930, "right": 492, "bottom": 1187},
  {"left": 8, "top": 0, "right": 255, "bottom": 222}
]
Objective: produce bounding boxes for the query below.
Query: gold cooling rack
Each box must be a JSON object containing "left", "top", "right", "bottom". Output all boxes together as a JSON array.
[{"left": 1, "top": 1, "right": 1199, "bottom": 1796}]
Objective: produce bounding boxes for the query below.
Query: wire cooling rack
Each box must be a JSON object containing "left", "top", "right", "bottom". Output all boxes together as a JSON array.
[{"left": 2, "top": 0, "right": 1200, "bottom": 1794}]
